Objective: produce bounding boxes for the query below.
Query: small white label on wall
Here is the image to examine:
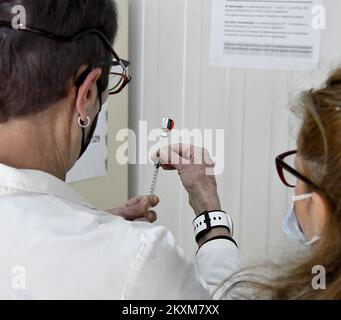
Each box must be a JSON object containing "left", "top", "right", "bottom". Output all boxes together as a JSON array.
[
  {"left": 210, "top": 0, "right": 322, "bottom": 71},
  {"left": 66, "top": 103, "right": 108, "bottom": 183}
]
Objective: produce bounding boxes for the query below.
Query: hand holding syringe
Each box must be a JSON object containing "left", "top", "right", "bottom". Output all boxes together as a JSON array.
[{"left": 148, "top": 118, "right": 174, "bottom": 208}]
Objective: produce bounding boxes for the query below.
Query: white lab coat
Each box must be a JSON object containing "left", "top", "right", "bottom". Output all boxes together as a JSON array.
[{"left": 0, "top": 163, "right": 241, "bottom": 300}]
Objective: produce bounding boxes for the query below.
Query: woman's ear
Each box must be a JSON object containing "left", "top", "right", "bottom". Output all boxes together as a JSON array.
[
  {"left": 75, "top": 67, "right": 102, "bottom": 120},
  {"left": 310, "top": 192, "right": 329, "bottom": 236}
]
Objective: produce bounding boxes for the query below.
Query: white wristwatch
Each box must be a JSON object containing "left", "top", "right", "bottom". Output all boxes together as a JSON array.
[{"left": 193, "top": 210, "right": 234, "bottom": 242}]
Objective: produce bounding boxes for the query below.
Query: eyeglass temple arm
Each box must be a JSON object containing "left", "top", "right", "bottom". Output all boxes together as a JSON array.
[{"left": 0, "top": 20, "right": 125, "bottom": 64}]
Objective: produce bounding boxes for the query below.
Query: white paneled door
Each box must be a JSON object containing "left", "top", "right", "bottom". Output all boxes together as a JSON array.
[{"left": 128, "top": 0, "right": 340, "bottom": 263}]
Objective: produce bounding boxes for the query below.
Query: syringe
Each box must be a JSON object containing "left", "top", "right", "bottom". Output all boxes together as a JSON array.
[
  {"left": 148, "top": 161, "right": 161, "bottom": 204},
  {"left": 148, "top": 118, "right": 174, "bottom": 207}
]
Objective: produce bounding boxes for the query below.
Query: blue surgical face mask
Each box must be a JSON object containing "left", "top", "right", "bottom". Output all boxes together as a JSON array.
[{"left": 283, "top": 193, "right": 322, "bottom": 246}]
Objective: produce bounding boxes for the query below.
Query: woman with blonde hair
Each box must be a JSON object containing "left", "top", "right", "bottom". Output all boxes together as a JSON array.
[{"left": 158, "top": 68, "right": 341, "bottom": 300}]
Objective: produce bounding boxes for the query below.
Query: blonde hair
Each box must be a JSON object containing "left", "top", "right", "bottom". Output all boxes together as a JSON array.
[{"left": 221, "top": 69, "right": 341, "bottom": 300}]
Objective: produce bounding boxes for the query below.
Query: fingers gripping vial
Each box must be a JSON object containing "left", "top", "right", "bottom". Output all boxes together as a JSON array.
[{"left": 148, "top": 118, "right": 174, "bottom": 207}]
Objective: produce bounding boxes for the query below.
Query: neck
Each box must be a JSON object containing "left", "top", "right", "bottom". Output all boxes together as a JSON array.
[{"left": 0, "top": 113, "right": 70, "bottom": 181}]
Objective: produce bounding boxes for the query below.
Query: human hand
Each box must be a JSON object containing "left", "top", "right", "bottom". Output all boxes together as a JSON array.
[
  {"left": 106, "top": 195, "right": 159, "bottom": 223},
  {"left": 155, "top": 144, "right": 221, "bottom": 216}
]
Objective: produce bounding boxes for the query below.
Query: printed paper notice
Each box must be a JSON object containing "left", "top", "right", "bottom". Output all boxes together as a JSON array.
[
  {"left": 210, "top": 0, "right": 322, "bottom": 71},
  {"left": 66, "top": 103, "right": 108, "bottom": 183}
]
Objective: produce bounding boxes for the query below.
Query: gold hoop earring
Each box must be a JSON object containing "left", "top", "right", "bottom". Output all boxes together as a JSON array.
[{"left": 78, "top": 116, "right": 91, "bottom": 128}]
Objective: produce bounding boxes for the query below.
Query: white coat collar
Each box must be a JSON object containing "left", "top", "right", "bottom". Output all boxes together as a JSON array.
[{"left": 0, "top": 163, "right": 96, "bottom": 210}]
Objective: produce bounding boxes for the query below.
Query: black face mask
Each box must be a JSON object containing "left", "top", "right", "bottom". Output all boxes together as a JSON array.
[{"left": 78, "top": 84, "right": 103, "bottom": 159}]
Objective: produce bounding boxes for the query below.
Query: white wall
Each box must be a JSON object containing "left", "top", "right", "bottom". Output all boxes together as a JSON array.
[{"left": 128, "top": 0, "right": 341, "bottom": 263}]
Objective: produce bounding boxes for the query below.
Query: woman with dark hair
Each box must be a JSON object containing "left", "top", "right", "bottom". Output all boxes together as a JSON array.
[{"left": 0, "top": 0, "right": 213, "bottom": 300}]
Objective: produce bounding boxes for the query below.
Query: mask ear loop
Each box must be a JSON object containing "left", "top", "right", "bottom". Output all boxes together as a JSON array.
[
  {"left": 97, "top": 83, "right": 103, "bottom": 113},
  {"left": 75, "top": 66, "right": 103, "bottom": 112},
  {"left": 305, "top": 235, "right": 322, "bottom": 246},
  {"left": 74, "top": 66, "right": 103, "bottom": 159},
  {"left": 75, "top": 66, "right": 93, "bottom": 155},
  {"left": 78, "top": 116, "right": 91, "bottom": 154},
  {"left": 292, "top": 193, "right": 314, "bottom": 202},
  {"left": 292, "top": 193, "right": 322, "bottom": 245}
]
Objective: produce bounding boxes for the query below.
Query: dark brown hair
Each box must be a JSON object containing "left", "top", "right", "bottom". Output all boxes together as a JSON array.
[
  {"left": 0, "top": 0, "right": 118, "bottom": 123},
  {"left": 221, "top": 68, "right": 341, "bottom": 300}
]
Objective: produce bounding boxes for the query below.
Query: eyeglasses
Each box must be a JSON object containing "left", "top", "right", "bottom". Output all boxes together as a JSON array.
[
  {"left": 0, "top": 21, "right": 132, "bottom": 95},
  {"left": 78, "top": 59, "right": 131, "bottom": 95},
  {"left": 275, "top": 150, "right": 322, "bottom": 191}
]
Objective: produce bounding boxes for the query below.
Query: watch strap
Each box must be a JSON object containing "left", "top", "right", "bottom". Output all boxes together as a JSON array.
[{"left": 193, "top": 210, "right": 234, "bottom": 243}]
